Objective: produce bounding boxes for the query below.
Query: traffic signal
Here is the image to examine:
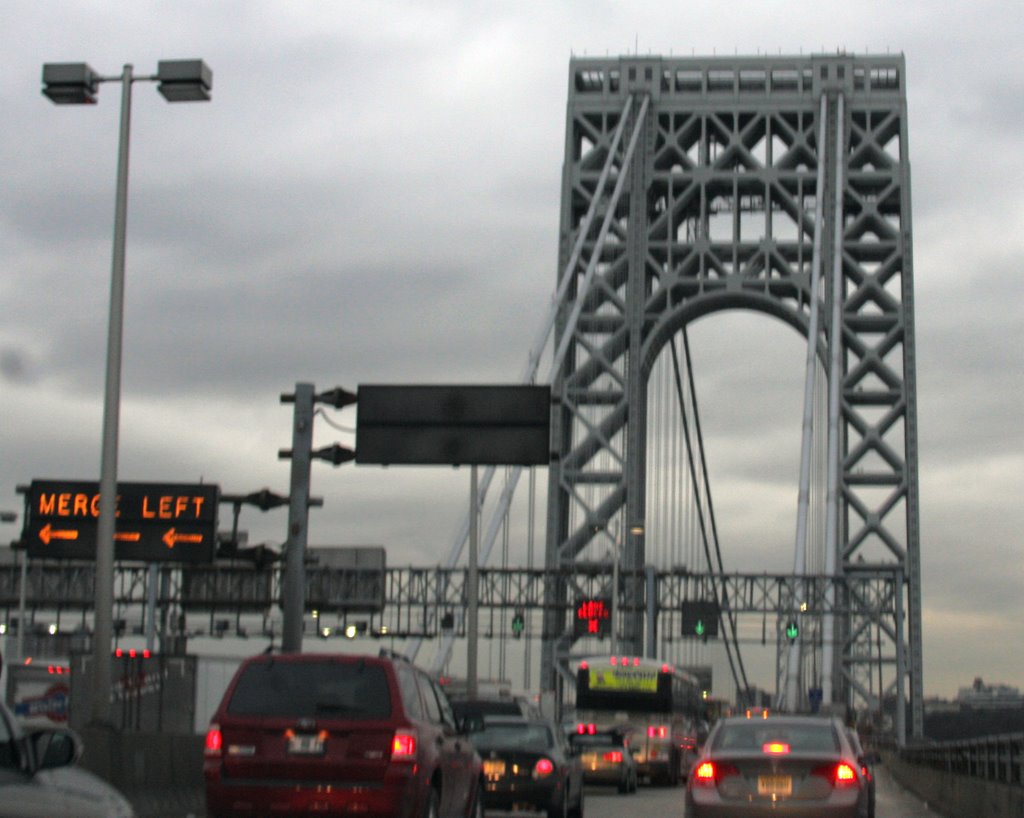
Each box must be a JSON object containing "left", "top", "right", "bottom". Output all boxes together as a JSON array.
[
  {"left": 511, "top": 610, "right": 525, "bottom": 639},
  {"left": 785, "top": 621, "right": 799, "bottom": 642},
  {"left": 681, "top": 600, "right": 719, "bottom": 639}
]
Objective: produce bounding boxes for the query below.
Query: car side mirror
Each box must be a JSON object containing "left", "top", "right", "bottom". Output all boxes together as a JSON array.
[{"left": 30, "top": 728, "right": 82, "bottom": 770}]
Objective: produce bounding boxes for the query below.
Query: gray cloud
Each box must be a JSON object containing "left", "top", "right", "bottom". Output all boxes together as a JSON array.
[{"left": 3, "top": 0, "right": 1023, "bottom": 699}]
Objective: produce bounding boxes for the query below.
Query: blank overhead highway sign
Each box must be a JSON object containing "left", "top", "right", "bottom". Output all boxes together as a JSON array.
[{"left": 355, "top": 384, "right": 551, "bottom": 466}]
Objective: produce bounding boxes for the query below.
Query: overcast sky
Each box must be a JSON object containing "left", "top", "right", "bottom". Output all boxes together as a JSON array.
[{"left": 3, "top": 1, "right": 1023, "bottom": 700}]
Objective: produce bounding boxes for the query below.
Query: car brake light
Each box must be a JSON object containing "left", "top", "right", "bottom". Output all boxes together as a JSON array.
[
  {"left": 813, "top": 761, "right": 859, "bottom": 787},
  {"left": 204, "top": 724, "right": 223, "bottom": 757},
  {"left": 534, "top": 758, "right": 555, "bottom": 777},
  {"left": 603, "top": 751, "right": 623, "bottom": 763},
  {"left": 646, "top": 725, "right": 668, "bottom": 738},
  {"left": 693, "top": 760, "right": 740, "bottom": 786},
  {"left": 763, "top": 742, "right": 790, "bottom": 754},
  {"left": 391, "top": 729, "right": 417, "bottom": 760}
]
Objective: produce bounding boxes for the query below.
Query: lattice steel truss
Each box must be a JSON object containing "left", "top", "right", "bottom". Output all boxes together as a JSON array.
[
  {"left": 0, "top": 562, "right": 899, "bottom": 643},
  {"left": 542, "top": 54, "right": 921, "bottom": 739},
  {"left": 0, "top": 559, "right": 908, "bottom": 736}
]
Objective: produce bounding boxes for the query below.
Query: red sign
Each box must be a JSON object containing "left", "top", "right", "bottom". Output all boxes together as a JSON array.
[{"left": 574, "top": 597, "right": 611, "bottom": 638}]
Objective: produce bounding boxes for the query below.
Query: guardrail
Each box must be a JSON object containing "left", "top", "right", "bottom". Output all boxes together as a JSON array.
[
  {"left": 879, "top": 733, "right": 1024, "bottom": 818},
  {"left": 900, "top": 732, "right": 1024, "bottom": 786}
]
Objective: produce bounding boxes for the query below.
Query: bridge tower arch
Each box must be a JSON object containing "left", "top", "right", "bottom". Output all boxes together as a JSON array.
[{"left": 541, "top": 54, "right": 922, "bottom": 738}]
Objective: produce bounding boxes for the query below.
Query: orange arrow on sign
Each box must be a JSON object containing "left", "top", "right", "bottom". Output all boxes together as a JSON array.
[
  {"left": 38, "top": 523, "right": 79, "bottom": 545},
  {"left": 162, "top": 528, "right": 204, "bottom": 549},
  {"left": 114, "top": 531, "right": 141, "bottom": 542}
]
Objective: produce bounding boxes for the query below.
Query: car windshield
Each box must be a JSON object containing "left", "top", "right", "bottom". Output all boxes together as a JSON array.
[
  {"left": 713, "top": 721, "right": 839, "bottom": 753},
  {"left": 227, "top": 660, "right": 391, "bottom": 719},
  {"left": 472, "top": 723, "right": 553, "bottom": 751}
]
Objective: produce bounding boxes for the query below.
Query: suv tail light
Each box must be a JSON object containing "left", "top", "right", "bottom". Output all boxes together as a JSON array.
[
  {"left": 533, "top": 758, "right": 555, "bottom": 777},
  {"left": 602, "top": 751, "right": 623, "bottom": 763},
  {"left": 391, "top": 728, "right": 417, "bottom": 761},
  {"left": 205, "top": 724, "right": 223, "bottom": 757}
]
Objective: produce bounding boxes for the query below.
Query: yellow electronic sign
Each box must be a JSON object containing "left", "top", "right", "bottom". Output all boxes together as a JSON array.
[
  {"left": 588, "top": 666, "right": 658, "bottom": 693},
  {"left": 24, "top": 480, "right": 219, "bottom": 563}
]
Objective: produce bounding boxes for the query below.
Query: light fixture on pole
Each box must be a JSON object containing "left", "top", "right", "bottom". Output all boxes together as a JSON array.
[{"left": 41, "top": 58, "right": 212, "bottom": 728}]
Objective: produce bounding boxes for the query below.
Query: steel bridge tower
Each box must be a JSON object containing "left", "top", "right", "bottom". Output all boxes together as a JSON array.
[{"left": 541, "top": 54, "right": 922, "bottom": 737}]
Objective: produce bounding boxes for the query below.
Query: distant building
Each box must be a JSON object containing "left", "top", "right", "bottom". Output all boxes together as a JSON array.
[
  {"left": 956, "top": 677, "right": 1024, "bottom": 709},
  {"left": 923, "top": 696, "right": 958, "bottom": 715}
]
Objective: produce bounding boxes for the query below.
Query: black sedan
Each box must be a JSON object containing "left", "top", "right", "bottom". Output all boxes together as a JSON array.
[
  {"left": 685, "top": 714, "right": 871, "bottom": 818},
  {"left": 470, "top": 717, "right": 584, "bottom": 818}
]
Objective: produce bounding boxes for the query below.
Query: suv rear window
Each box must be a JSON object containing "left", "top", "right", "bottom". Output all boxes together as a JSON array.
[{"left": 227, "top": 660, "right": 392, "bottom": 719}]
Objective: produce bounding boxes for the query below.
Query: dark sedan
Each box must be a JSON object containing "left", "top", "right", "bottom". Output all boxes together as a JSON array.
[
  {"left": 685, "top": 714, "right": 871, "bottom": 817},
  {"left": 471, "top": 717, "right": 584, "bottom": 818}
]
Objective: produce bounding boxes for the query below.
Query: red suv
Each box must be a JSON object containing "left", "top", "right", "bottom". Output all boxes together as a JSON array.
[{"left": 204, "top": 651, "right": 483, "bottom": 817}]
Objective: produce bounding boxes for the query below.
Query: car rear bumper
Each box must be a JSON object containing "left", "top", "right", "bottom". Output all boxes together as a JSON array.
[
  {"left": 582, "top": 771, "right": 624, "bottom": 786},
  {"left": 205, "top": 770, "right": 423, "bottom": 818},
  {"left": 481, "top": 778, "right": 561, "bottom": 812},
  {"left": 686, "top": 791, "right": 863, "bottom": 818}
]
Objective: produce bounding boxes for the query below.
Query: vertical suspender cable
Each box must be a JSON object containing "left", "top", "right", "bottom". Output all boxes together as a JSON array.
[
  {"left": 822, "top": 92, "right": 846, "bottom": 705},
  {"left": 421, "top": 97, "right": 641, "bottom": 671},
  {"left": 785, "top": 93, "right": 830, "bottom": 712}
]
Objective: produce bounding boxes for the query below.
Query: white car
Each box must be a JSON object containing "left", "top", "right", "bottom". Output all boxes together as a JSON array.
[{"left": 0, "top": 701, "right": 135, "bottom": 817}]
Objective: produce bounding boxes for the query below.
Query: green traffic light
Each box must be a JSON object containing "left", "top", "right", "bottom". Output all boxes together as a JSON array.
[
  {"left": 695, "top": 619, "right": 705, "bottom": 636},
  {"left": 786, "top": 621, "right": 799, "bottom": 641}
]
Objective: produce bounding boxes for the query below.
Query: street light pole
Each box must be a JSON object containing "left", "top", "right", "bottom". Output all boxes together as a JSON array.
[
  {"left": 42, "top": 58, "right": 212, "bottom": 728},
  {"left": 91, "top": 63, "right": 133, "bottom": 729}
]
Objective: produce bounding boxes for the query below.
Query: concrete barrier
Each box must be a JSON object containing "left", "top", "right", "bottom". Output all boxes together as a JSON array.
[
  {"left": 78, "top": 727, "right": 206, "bottom": 817},
  {"left": 884, "top": 751, "right": 1024, "bottom": 818}
]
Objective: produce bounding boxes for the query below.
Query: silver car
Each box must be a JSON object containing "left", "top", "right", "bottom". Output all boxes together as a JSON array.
[
  {"left": 685, "top": 714, "right": 870, "bottom": 818},
  {"left": 0, "top": 700, "right": 135, "bottom": 817}
]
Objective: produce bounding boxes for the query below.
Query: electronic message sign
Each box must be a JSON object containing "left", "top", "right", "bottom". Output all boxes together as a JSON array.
[
  {"left": 574, "top": 597, "right": 612, "bottom": 638},
  {"left": 24, "top": 480, "right": 219, "bottom": 563}
]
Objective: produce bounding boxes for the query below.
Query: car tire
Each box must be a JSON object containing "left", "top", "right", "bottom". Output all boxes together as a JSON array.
[
  {"left": 466, "top": 781, "right": 484, "bottom": 818},
  {"left": 573, "top": 788, "right": 584, "bottom": 818},
  {"left": 422, "top": 786, "right": 440, "bottom": 818},
  {"left": 547, "top": 786, "right": 568, "bottom": 818}
]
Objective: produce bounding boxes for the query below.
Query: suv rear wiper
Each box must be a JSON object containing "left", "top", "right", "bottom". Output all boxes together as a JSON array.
[{"left": 314, "top": 702, "right": 360, "bottom": 714}]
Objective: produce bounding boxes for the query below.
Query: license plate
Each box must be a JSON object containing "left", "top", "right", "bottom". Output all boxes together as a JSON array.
[
  {"left": 288, "top": 733, "right": 325, "bottom": 755},
  {"left": 483, "top": 759, "right": 506, "bottom": 779},
  {"left": 757, "top": 775, "right": 792, "bottom": 796}
]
